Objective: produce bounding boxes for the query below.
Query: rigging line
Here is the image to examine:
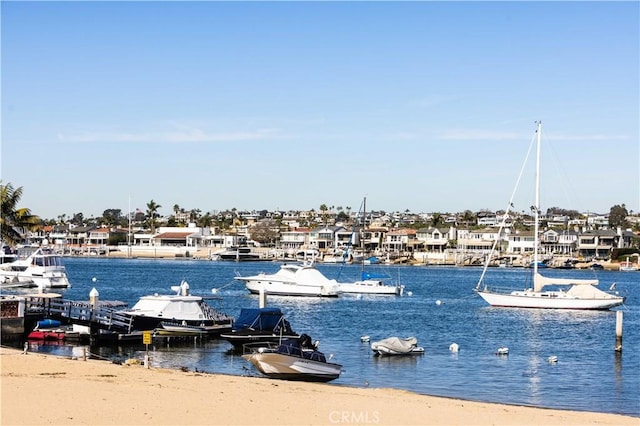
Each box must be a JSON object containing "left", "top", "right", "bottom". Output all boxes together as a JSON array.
[
  {"left": 476, "top": 127, "right": 538, "bottom": 290},
  {"left": 336, "top": 197, "right": 366, "bottom": 281}
]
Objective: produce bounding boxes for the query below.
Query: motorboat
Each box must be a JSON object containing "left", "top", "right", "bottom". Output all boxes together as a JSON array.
[
  {"left": 475, "top": 123, "right": 625, "bottom": 310},
  {"left": 242, "top": 334, "right": 342, "bottom": 382},
  {"left": 118, "top": 280, "right": 233, "bottom": 334},
  {"left": 338, "top": 272, "right": 404, "bottom": 296},
  {"left": 0, "top": 248, "right": 70, "bottom": 289},
  {"left": 216, "top": 246, "right": 261, "bottom": 261},
  {"left": 619, "top": 257, "right": 639, "bottom": 272},
  {"left": 234, "top": 260, "right": 341, "bottom": 297},
  {"left": 371, "top": 336, "right": 425, "bottom": 356},
  {"left": 220, "top": 307, "right": 299, "bottom": 349},
  {"left": 153, "top": 321, "right": 210, "bottom": 337}
]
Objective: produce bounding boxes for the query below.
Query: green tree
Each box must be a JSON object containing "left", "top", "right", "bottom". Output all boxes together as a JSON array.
[
  {"left": 320, "top": 204, "right": 329, "bottom": 226},
  {"left": 609, "top": 204, "right": 629, "bottom": 228},
  {"left": 146, "top": 199, "right": 162, "bottom": 233},
  {"left": 102, "top": 209, "right": 123, "bottom": 228},
  {"left": 0, "top": 182, "right": 41, "bottom": 246}
]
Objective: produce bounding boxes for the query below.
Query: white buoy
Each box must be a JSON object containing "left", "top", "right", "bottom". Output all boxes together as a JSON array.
[
  {"left": 547, "top": 355, "right": 558, "bottom": 363},
  {"left": 435, "top": 300, "right": 442, "bottom": 306},
  {"left": 360, "top": 335, "right": 370, "bottom": 343},
  {"left": 449, "top": 343, "right": 459, "bottom": 352},
  {"left": 407, "top": 291, "right": 413, "bottom": 297},
  {"left": 211, "top": 288, "right": 218, "bottom": 294},
  {"left": 92, "top": 277, "right": 97, "bottom": 282}
]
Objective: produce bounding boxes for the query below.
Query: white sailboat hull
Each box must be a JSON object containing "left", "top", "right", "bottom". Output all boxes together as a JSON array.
[
  {"left": 339, "top": 280, "right": 403, "bottom": 295},
  {"left": 475, "top": 289, "right": 624, "bottom": 310}
]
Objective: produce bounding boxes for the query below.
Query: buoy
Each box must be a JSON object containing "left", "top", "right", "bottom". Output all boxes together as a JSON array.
[
  {"left": 407, "top": 291, "right": 413, "bottom": 297},
  {"left": 92, "top": 277, "right": 97, "bottom": 282},
  {"left": 496, "top": 347, "right": 509, "bottom": 355},
  {"left": 435, "top": 300, "right": 442, "bottom": 306},
  {"left": 449, "top": 343, "right": 459, "bottom": 352},
  {"left": 211, "top": 288, "right": 218, "bottom": 294},
  {"left": 547, "top": 355, "right": 558, "bottom": 363},
  {"left": 360, "top": 335, "right": 370, "bottom": 343}
]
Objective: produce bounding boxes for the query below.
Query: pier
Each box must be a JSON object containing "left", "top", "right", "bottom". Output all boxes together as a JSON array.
[{"left": 21, "top": 295, "right": 138, "bottom": 342}]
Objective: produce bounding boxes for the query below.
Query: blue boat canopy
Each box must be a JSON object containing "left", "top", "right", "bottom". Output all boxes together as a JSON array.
[
  {"left": 232, "top": 308, "right": 286, "bottom": 331},
  {"left": 361, "top": 272, "right": 390, "bottom": 280}
]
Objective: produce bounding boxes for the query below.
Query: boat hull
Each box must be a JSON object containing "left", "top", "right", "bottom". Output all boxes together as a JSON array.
[
  {"left": 339, "top": 281, "right": 403, "bottom": 296},
  {"left": 475, "top": 289, "right": 625, "bottom": 310},
  {"left": 235, "top": 262, "right": 341, "bottom": 297},
  {"left": 242, "top": 280, "right": 339, "bottom": 297},
  {"left": 242, "top": 352, "right": 342, "bottom": 382}
]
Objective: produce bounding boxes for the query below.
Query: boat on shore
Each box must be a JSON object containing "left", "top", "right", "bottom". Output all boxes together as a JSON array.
[
  {"left": 475, "top": 122, "right": 625, "bottom": 310},
  {"left": 242, "top": 334, "right": 342, "bottom": 382},
  {"left": 234, "top": 259, "right": 341, "bottom": 297}
]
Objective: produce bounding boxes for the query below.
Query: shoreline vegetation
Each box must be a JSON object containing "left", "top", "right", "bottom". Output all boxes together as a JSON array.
[{"left": 1, "top": 347, "right": 637, "bottom": 425}]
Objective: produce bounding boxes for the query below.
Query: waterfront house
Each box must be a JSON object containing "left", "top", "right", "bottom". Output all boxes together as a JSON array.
[{"left": 416, "top": 226, "right": 456, "bottom": 252}]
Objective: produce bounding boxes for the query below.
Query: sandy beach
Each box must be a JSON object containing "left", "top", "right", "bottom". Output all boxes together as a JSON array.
[{"left": 1, "top": 347, "right": 637, "bottom": 426}]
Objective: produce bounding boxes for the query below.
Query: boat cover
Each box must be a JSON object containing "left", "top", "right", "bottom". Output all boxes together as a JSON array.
[
  {"left": 371, "top": 336, "right": 418, "bottom": 354},
  {"left": 361, "top": 272, "right": 390, "bottom": 280},
  {"left": 533, "top": 272, "right": 598, "bottom": 292},
  {"left": 232, "top": 308, "right": 289, "bottom": 332}
]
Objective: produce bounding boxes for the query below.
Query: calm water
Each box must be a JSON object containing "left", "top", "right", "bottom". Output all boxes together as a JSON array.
[{"left": 14, "top": 258, "right": 640, "bottom": 416}]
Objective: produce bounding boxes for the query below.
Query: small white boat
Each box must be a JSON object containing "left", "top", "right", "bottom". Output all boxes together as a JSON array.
[
  {"left": 234, "top": 259, "right": 340, "bottom": 297},
  {"left": 154, "top": 322, "right": 210, "bottom": 337},
  {"left": 242, "top": 334, "right": 342, "bottom": 382},
  {"left": 0, "top": 248, "right": 70, "bottom": 289},
  {"left": 619, "top": 257, "right": 638, "bottom": 272},
  {"left": 339, "top": 274, "right": 404, "bottom": 296},
  {"left": 496, "top": 347, "right": 509, "bottom": 355},
  {"left": 371, "top": 336, "right": 424, "bottom": 356}
]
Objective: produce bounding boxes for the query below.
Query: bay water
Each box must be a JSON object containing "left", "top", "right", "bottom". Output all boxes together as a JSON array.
[{"left": 17, "top": 258, "right": 640, "bottom": 416}]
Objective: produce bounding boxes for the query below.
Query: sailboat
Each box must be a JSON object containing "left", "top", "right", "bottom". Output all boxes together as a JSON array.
[
  {"left": 337, "top": 197, "right": 405, "bottom": 296},
  {"left": 475, "top": 122, "right": 625, "bottom": 310}
]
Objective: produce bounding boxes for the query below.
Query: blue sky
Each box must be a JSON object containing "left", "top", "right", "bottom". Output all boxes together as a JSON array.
[{"left": 2, "top": 1, "right": 639, "bottom": 220}]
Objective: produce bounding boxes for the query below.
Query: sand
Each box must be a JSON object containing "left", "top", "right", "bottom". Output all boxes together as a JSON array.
[{"left": 1, "top": 347, "right": 637, "bottom": 426}]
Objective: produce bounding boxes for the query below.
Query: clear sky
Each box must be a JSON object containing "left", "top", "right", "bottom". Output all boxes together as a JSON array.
[{"left": 2, "top": 1, "right": 639, "bottom": 220}]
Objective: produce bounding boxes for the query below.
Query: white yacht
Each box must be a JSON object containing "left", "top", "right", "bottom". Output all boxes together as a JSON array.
[
  {"left": 234, "top": 260, "right": 340, "bottom": 297},
  {"left": 0, "top": 248, "right": 70, "bottom": 289}
]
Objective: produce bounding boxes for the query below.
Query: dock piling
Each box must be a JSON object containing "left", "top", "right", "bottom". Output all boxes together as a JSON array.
[
  {"left": 615, "top": 311, "right": 623, "bottom": 352},
  {"left": 259, "top": 288, "right": 267, "bottom": 308}
]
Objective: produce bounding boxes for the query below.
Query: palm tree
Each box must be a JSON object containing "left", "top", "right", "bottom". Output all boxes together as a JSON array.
[
  {"left": 0, "top": 182, "right": 41, "bottom": 246},
  {"left": 146, "top": 199, "right": 162, "bottom": 234},
  {"left": 320, "top": 204, "right": 329, "bottom": 226}
]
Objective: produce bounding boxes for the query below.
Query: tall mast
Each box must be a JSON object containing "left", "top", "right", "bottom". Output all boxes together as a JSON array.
[{"left": 533, "top": 121, "right": 542, "bottom": 276}]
